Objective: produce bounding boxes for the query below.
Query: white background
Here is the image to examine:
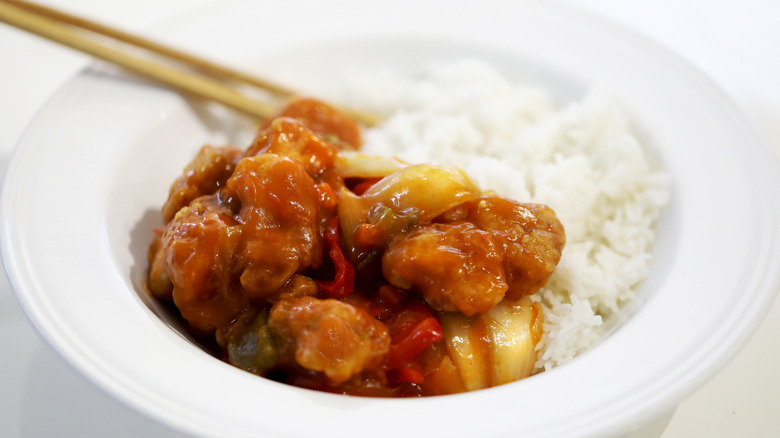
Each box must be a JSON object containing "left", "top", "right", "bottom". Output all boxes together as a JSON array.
[{"left": 1, "top": 0, "right": 778, "bottom": 436}]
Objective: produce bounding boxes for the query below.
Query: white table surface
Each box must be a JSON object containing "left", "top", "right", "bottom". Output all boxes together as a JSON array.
[{"left": 1, "top": 1, "right": 778, "bottom": 437}]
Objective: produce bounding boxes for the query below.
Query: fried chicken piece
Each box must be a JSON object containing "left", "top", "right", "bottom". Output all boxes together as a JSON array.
[
  {"left": 268, "top": 297, "right": 390, "bottom": 383},
  {"left": 257, "top": 96, "right": 362, "bottom": 149},
  {"left": 162, "top": 145, "right": 243, "bottom": 223},
  {"left": 161, "top": 194, "right": 248, "bottom": 333},
  {"left": 382, "top": 222, "right": 508, "bottom": 316},
  {"left": 462, "top": 196, "right": 565, "bottom": 299},
  {"left": 226, "top": 154, "right": 325, "bottom": 300}
]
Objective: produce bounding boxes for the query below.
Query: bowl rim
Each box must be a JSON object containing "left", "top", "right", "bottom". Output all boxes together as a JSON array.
[{"left": 3, "top": 1, "right": 780, "bottom": 437}]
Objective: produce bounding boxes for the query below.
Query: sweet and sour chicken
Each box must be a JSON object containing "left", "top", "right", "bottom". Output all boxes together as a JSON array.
[{"left": 148, "top": 97, "right": 565, "bottom": 396}]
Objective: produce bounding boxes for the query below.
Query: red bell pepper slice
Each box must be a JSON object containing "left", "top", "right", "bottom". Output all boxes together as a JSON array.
[
  {"left": 385, "top": 301, "right": 443, "bottom": 370},
  {"left": 351, "top": 177, "right": 383, "bottom": 195},
  {"left": 392, "top": 363, "right": 425, "bottom": 384},
  {"left": 315, "top": 216, "right": 355, "bottom": 299}
]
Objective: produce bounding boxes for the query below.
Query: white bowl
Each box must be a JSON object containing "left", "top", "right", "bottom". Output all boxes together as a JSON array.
[{"left": 3, "top": 1, "right": 780, "bottom": 437}]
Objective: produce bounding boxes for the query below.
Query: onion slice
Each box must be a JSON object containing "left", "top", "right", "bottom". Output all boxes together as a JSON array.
[
  {"left": 440, "top": 297, "right": 544, "bottom": 390},
  {"left": 333, "top": 151, "right": 407, "bottom": 179},
  {"left": 338, "top": 163, "right": 482, "bottom": 257}
]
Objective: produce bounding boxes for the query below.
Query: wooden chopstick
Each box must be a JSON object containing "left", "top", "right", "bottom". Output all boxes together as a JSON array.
[
  {"left": 2, "top": 0, "right": 296, "bottom": 97},
  {"left": 0, "top": 0, "right": 380, "bottom": 126}
]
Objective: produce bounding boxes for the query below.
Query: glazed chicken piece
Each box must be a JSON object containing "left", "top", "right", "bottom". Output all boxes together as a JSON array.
[
  {"left": 268, "top": 296, "right": 390, "bottom": 383},
  {"left": 381, "top": 195, "right": 564, "bottom": 316},
  {"left": 159, "top": 193, "right": 249, "bottom": 333},
  {"left": 455, "top": 196, "right": 566, "bottom": 299},
  {"left": 382, "top": 222, "right": 508, "bottom": 316},
  {"left": 154, "top": 153, "right": 328, "bottom": 332},
  {"left": 245, "top": 117, "right": 338, "bottom": 177},
  {"left": 226, "top": 154, "right": 325, "bottom": 300},
  {"left": 161, "top": 145, "right": 243, "bottom": 223},
  {"left": 257, "top": 96, "right": 363, "bottom": 149}
]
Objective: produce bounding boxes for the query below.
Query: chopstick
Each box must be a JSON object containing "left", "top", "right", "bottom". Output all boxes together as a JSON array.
[
  {"left": 2, "top": 0, "right": 297, "bottom": 97},
  {"left": 0, "top": 0, "right": 380, "bottom": 126}
]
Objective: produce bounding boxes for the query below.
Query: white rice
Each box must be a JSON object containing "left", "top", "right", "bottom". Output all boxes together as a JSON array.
[{"left": 343, "top": 59, "right": 671, "bottom": 372}]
